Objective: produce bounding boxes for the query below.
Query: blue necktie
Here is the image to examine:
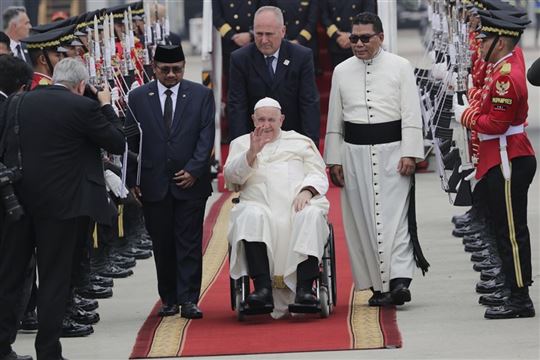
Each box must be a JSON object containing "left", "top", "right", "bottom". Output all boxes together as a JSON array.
[{"left": 266, "top": 56, "right": 275, "bottom": 80}]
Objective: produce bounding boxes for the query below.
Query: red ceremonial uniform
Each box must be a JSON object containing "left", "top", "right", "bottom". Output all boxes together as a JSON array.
[
  {"left": 461, "top": 50, "right": 535, "bottom": 179},
  {"left": 30, "top": 72, "right": 52, "bottom": 90}
]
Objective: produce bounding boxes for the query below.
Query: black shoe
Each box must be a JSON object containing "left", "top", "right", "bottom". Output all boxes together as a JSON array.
[
  {"left": 110, "top": 254, "right": 136, "bottom": 269},
  {"left": 480, "top": 266, "right": 502, "bottom": 281},
  {"left": 470, "top": 248, "right": 492, "bottom": 262},
  {"left": 485, "top": 298, "right": 535, "bottom": 319},
  {"left": 19, "top": 310, "right": 38, "bottom": 331},
  {"left": 451, "top": 209, "right": 474, "bottom": 225},
  {"left": 73, "top": 294, "right": 99, "bottom": 312},
  {"left": 61, "top": 318, "right": 94, "bottom": 337},
  {"left": 117, "top": 247, "right": 152, "bottom": 260},
  {"left": 135, "top": 238, "right": 153, "bottom": 250},
  {"left": 464, "top": 240, "right": 490, "bottom": 253},
  {"left": 95, "top": 263, "right": 133, "bottom": 279},
  {"left": 68, "top": 306, "right": 100, "bottom": 325},
  {"left": 473, "top": 256, "right": 501, "bottom": 272},
  {"left": 76, "top": 284, "right": 113, "bottom": 299},
  {"left": 157, "top": 304, "right": 179, "bottom": 317},
  {"left": 452, "top": 222, "right": 484, "bottom": 237},
  {"left": 181, "top": 302, "right": 203, "bottom": 319},
  {"left": 462, "top": 232, "right": 483, "bottom": 244},
  {"left": 479, "top": 288, "right": 511, "bottom": 306},
  {"left": 294, "top": 288, "right": 318, "bottom": 305},
  {"left": 246, "top": 287, "right": 274, "bottom": 308},
  {"left": 368, "top": 291, "right": 393, "bottom": 306},
  {"left": 90, "top": 274, "right": 113, "bottom": 288},
  {"left": 390, "top": 284, "right": 412, "bottom": 305},
  {"left": 476, "top": 278, "right": 505, "bottom": 294},
  {"left": 0, "top": 351, "right": 33, "bottom": 360}
]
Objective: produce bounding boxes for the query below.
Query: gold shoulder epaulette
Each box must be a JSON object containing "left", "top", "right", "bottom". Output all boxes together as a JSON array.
[
  {"left": 38, "top": 78, "right": 51, "bottom": 85},
  {"left": 500, "top": 62, "right": 511, "bottom": 75}
]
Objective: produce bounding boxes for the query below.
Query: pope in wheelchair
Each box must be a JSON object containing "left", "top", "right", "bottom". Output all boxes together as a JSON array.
[{"left": 224, "top": 97, "right": 330, "bottom": 319}]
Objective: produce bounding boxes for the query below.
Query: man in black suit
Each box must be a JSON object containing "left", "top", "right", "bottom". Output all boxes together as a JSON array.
[
  {"left": 227, "top": 5, "right": 320, "bottom": 145},
  {"left": 2, "top": 7, "right": 31, "bottom": 64},
  {"left": 126, "top": 45, "right": 215, "bottom": 319},
  {"left": 0, "top": 57, "right": 125, "bottom": 360}
]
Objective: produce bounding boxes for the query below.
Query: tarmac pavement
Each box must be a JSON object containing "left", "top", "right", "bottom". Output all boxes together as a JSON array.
[{"left": 12, "top": 29, "right": 540, "bottom": 360}]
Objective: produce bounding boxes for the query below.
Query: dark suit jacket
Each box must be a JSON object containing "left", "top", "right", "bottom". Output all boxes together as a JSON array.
[
  {"left": 126, "top": 79, "right": 215, "bottom": 202},
  {"left": 2, "top": 85, "right": 125, "bottom": 224},
  {"left": 228, "top": 40, "right": 320, "bottom": 144}
]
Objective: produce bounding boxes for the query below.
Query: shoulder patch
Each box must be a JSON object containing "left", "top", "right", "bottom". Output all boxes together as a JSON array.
[
  {"left": 495, "top": 80, "right": 510, "bottom": 96},
  {"left": 500, "top": 62, "right": 511, "bottom": 75}
]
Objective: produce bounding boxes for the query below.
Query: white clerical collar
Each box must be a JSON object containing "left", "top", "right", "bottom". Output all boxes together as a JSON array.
[{"left": 157, "top": 80, "right": 180, "bottom": 96}]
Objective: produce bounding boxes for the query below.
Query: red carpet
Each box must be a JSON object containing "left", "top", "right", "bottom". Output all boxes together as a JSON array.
[{"left": 130, "top": 189, "right": 402, "bottom": 358}]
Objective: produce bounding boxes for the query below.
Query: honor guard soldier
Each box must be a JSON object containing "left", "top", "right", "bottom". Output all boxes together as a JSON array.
[
  {"left": 21, "top": 25, "right": 73, "bottom": 89},
  {"left": 320, "top": 0, "right": 376, "bottom": 67},
  {"left": 454, "top": 11, "right": 536, "bottom": 319}
]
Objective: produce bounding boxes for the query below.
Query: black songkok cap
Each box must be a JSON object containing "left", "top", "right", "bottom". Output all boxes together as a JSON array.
[{"left": 154, "top": 44, "right": 185, "bottom": 63}]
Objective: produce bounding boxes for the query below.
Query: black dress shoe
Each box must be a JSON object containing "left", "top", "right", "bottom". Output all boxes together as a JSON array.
[
  {"left": 470, "top": 248, "right": 492, "bottom": 262},
  {"left": 90, "top": 274, "right": 113, "bottom": 288},
  {"left": 76, "top": 284, "right": 113, "bottom": 299},
  {"left": 19, "top": 310, "right": 38, "bottom": 331},
  {"left": 473, "top": 256, "right": 502, "bottom": 272},
  {"left": 61, "top": 318, "right": 93, "bottom": 338},
  {"left": 73, "top": 294, "right": 99, "bottom": 312},
  {"left": 464, "top": 240, "right": 490, "bottom": 253},
  {"left": 476, "top": 277, "right": 505, "bottom": 294},
  {"left": 485, "top": 299, "right": 535, "bottom": 319},
  {"left": 480, "top": 266, "right": 502, "bottom": 281},
  {"left": 68, "top": 306, "right": 100, "bottom": 325},
  {"left": 452, "top": 222, "right": 484, "bottom": 237},
  {"left": 294, "top": 288, "right": 318, "bottom": 305},
  {"left": 157, "top": 304, "right": 179, "bottom": 317},
  {"left": 117, "top": 247, "right": 152, "bottom": 260},
  {"left": 136, "top": 238, "right": 153, "bottom": 250},
  {"left": 0, "top": 351, "right": 33, "bottom": 360},
  {"left": 451, "top": 210, "right": 474, "bottom": 225},
  {"left": 368, "top": 291, "right": 393, "bottom": 307},
  {"left": 391, "top": 284, "right": 411, "bottom": 305},
  {"left": 181, "top": 303, "right": 203, "bottom": 319},
  {"left": 95, "top": 263, "right": 133, "bottom": 279},
  {"left": 246, "top": 288, "right": 274, "bottom": 308},
  {"left": 479, "top": 288, "right": 510, "bottom": 306},
  {"left": 462, "top": 232, "right": 483, "bottom": 244}
]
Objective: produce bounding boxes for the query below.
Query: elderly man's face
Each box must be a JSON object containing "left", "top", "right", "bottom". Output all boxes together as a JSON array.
[
  {"left": 10, "top": 12, "right": 31, "bottom": 40},
  {"left": 253, "top": 10, "right": 285, "bottom": 56},
  {"left": 351, "top": 24, "right": 384, "bottom": 61},
  {"left": 252, "top": 106, "right": 284, "bottom": 142}
]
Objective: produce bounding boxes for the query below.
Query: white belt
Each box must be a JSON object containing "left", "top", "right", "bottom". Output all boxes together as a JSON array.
[{"left": 478, "top": 125, "right": 525, "bottom": 180}]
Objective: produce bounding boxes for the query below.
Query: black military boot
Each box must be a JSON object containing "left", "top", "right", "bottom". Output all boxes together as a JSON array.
[
  {"left": 73, "top": 293, "right": 99, "bottom": 312},
  {"left": 76, "top": 283, "right": 113, "bottom": 299},
  {"left": 452, "top": 221, "right": 484, "bottom": 237},
  {"left": 476, "top": 274, "right": 505, "bottom": 294},
  {"left": 479, "top": 288, "right": 511, "bottom": 306},
  {"left": 473, "top": 255, "right": 502, "bottom": 272},
  {"left": 61, "top": 317, "right": 94, "bottom": 337},
  {"left": 480, "top": 266, "right": 502, "bottom": 281},
  {"left": 485, "top": 288, "right": 535, "bottom": 319},
  {"left": 19, "top": 310, "right": 38, "bottom": 331}
]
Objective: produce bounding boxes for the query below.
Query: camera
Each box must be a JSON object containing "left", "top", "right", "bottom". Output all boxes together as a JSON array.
[{"left": 0, "top": 162, "right": 24, "bottom": 222}]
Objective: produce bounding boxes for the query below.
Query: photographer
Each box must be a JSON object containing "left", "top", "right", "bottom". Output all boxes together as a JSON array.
[{"left": 0, "top": 57, "right": 125, "bottom": 360}]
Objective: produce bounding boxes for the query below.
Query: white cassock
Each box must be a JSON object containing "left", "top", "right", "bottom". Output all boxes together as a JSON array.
[
  {"left": 323, "top": 49, "right": 424, "bottom": 293},
  {"left": 224, "top": 130, "right": 330, "bottom": 318}
]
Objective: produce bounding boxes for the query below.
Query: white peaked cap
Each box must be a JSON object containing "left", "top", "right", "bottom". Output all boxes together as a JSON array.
[{"left": 254, "top": 97, "right": 282, "bottom": 111}]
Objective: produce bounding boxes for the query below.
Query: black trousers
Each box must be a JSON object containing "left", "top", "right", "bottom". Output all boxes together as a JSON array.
[
  {"left": 485, "top": 156, "right": 536, "bottom": 290},
  {"left": 143, "top": 194, "right": 207, "bottom": 305},
  {"left": 0, "top": 215, "right": 85, "bottom": 360}
]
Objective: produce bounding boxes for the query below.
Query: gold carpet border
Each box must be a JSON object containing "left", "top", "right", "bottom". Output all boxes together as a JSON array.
[
  {"left": 350, "top": 290, "right": 385, "bottom": 349},
  {"left": 147, "top": 194, "right": 233, "bottom": 357}
]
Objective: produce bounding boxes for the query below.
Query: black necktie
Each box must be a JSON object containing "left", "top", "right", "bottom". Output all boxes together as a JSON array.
[
  {"left": 16, "top": 44, "right": 24, "bottom": 60},
  {"left": 163, "top": 89, "right": 173, "bottom": 135},
  {"left": 266, "top": 56, "right": 275, "bottom": 80}
]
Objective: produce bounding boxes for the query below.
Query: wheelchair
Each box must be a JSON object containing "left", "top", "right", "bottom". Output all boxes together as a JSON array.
[{"left": 229, "top": 223, "right": 337, "bottom": 321}]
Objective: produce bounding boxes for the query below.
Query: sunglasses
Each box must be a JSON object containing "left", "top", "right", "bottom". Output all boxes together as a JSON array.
[
  {"left": 155, "top": 65, "right": 184, "bottom": 74},
  {"left": 349, "top": 33, "right": 379, "bottom": 44}
]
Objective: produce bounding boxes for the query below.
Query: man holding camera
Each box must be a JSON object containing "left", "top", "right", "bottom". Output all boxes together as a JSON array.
[{"left": 0, "top": 57, "right": 125, "bottom": 360}]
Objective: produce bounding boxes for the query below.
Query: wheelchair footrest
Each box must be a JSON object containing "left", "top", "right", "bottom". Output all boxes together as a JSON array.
[
  {"left": 288, "top": 303, "right": 321, "bottom": 314},
  {"left": 240, "top": 303, "right": 274, "bottom": 315}
]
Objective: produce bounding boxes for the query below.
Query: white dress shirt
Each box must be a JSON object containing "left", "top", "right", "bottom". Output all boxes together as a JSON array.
[
  {"left": 265, "top": 48, "right": 280, "bottom": 74},
  {"left": 10, "top": 39, "right": 25, "bottom": 60},
  {"left": 156, "top": 80, "right": 180, "bottom": 122}
]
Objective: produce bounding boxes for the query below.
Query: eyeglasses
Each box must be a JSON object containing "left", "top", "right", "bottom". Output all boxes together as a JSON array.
[
  {"left": 349, "top": 33, "right": 379, "bottom": 44},
  {"left": 155, "top": 65, "right": 184, "bottom": 74}
]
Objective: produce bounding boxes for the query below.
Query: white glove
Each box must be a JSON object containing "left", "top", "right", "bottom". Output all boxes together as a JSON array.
[
  {"left": 449, "top": 71, "right": 458, "bottom": 90},
  {"left": 468, "top": 73, "right": 473, "bottom": 89},
  {"left": 453, "top": 92, "right": 469, "bottom": 124},
  {"left": 104, "top": 170, "right": 128, "bottom": 198},
  {"left": 130, "top": 80, "right": 141, "bottom": 91},
  {"left": 111, "top": 87, "right": 120, "bottom": 102},
  {"left": 432, "top": 62, "right": 448, "bottom": 80}
]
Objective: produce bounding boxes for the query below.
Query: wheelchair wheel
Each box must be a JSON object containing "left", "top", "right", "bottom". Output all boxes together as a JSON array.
[
  {"left": 328, "top": 224, "right": 337, "bottom": 305},
  {"left": 319, "top": 286, "right": 330, "bottom": 318}
]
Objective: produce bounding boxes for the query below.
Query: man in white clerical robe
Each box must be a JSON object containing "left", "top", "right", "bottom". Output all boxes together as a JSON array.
[
  {"left": 324, "top": 12, "right": 428, "bottom": 307},
  {"left": 225, "top": 97, "right": 329, "bottom": 319}
]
